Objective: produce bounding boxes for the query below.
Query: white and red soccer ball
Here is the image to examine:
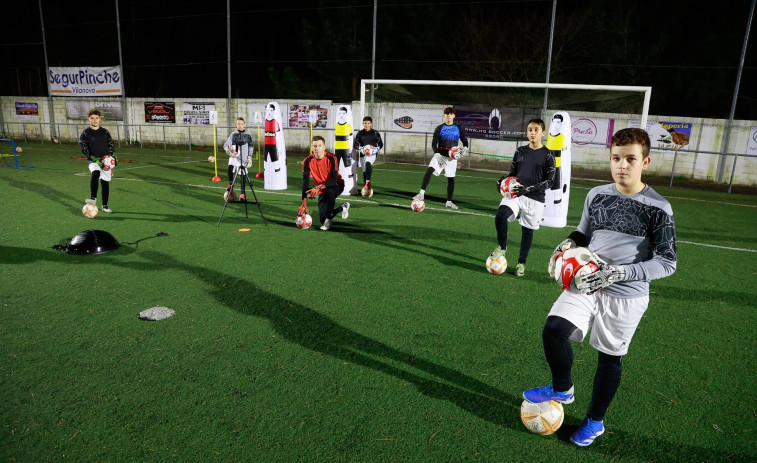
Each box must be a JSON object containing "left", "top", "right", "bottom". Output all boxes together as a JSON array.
[
  {"left": 411, "top": 198, "right": 425, "bottom": 212},
  {"left": 500, "top": 176, "right": 521, "bottom": 198},
  {"left": 361, "top": 185, "right": 374, "bottom": 198},
  {"left": 208, "top": 155, "right": 215, "bottom": 162},
  {"left": 16, "top": 146, "right": 23, "bottom": 153},
  {"left": 449, "top": 147, "right": 462, "bottom": 160},
  {"left": 223, "top": 190, "right": 237, "bottom": 202},
  {"left": 553, "top": 247, "right": 600, "bottom": 292},
  {"left": 362, "top": 145, "right": 375, "bottom": 157},
  {"left": 82, "top": 203, "right": 99, "bottom": 219},
  {"left": 296, "top": 214, "right": 313, "bottom": 229},
  {"left": 101, "top": 155, "right": 116, "bottom": 171}
]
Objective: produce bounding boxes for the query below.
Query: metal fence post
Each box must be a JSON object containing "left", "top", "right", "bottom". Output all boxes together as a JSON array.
[
  {"left": 669, "top": 149, "right": 678, "bottom": 187},
  {"left": 162, "top": 125, "right": 166, "bottom": 150}
]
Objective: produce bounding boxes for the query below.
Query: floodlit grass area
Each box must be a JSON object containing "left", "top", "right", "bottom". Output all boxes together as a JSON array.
[{"left": 2, "top": 143, "right": 756, "bottom": 462}]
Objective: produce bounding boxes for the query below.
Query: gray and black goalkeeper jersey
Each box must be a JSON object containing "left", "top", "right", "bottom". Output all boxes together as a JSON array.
[{"left": 578, "top": 183, "right": 677, "bottom": 298}]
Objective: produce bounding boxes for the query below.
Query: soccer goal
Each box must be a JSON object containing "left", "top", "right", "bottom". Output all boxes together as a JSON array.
[
  {"left": 0, "top": 139, "right": 32, "bottom": 169},
  {"left": 358, "top": 79, "right": 651, "bottom": 173}
]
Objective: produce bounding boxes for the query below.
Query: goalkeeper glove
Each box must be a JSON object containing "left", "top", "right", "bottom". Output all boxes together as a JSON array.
[
  {"left": 95, "top": 157, "right": 103, "bottom": 167},
  {"left": 547, "top": 238, "right": 576, "bottom": 276},
  {"left": 461, "top": 146, "right": 468, "bottom": 158},
  {"left": 573, "top": 265, "right": 627, "bottom": 295},
  {"left": 496, "top": 176, "right": 506, "bottom": 194},
  {"left": 511, "top": 183, "right": 534, "bottom": 197},
  {"left": 110, "top": 154, "right": 118, "bottom": 167},
  {"left": 307, "top": 184, "right": 325, "bottom": 198},
  {"left": 297, "top": 198, "right": 308, "bottom": 216},
  {"left": 245, "top": 155, "right": 253, "bottom": 169}
]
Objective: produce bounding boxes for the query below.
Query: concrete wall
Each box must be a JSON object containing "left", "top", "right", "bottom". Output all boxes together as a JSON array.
[{"left": 2, "top": 95, "right": 756, "bottom": 186}]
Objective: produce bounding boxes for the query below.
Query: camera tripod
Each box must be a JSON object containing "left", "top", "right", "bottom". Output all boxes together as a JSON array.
[{"left": 217, "top": 163, "right": 267, "bottom": 227}]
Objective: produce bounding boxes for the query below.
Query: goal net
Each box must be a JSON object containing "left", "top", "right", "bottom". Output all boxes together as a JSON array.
[
  {"left": 0, "top": 139, "right": 32, "bottom": 169},
  {"left": 358, "top": 79, "right": 651, "bottom": 176}
]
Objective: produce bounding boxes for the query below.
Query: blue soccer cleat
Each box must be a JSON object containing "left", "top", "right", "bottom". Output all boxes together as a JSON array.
[
  {"left": 570, "top": 417, "right": 605, "bottom": 446},
  {"left": 523, "top": 385, "right": 575, "bottom": 404}
]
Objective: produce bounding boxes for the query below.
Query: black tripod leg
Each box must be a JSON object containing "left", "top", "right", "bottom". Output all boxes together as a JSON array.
[
  {"left": 246, "top": 173, "right": 267, "bottom": 226},
  {"left": 217, "top": 166, "right": 240, "bottom": 227}
]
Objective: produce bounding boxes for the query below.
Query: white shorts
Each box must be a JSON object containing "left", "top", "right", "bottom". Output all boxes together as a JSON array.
[
  {"left": 548, "top": 290, "right": 650, "bottom": 356},
  {"left": 360, "top": 153, "right": 376, "bottom": 172},
  {"left": 88, "top": 162, "right": 112, "bottom": 181},
  {"left": 428, "top": 153, "right": 457, "bottom": 178},
  {"left": 499, "top": 195, "right": 544, "bottom": 230}
]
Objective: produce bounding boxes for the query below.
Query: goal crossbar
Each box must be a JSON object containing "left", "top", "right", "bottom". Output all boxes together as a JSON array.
[{"left": 360, "top": 79, "right": 652, "bottom": 128}]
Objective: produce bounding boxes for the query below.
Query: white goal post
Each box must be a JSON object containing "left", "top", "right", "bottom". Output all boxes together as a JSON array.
[{"left": 359, "top": 79, "right": 652, "bottom": 129}]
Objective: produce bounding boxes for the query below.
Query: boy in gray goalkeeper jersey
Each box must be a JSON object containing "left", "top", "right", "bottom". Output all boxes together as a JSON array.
[{"left": 522, "top": 128, "right": 677, "bottom": 447}]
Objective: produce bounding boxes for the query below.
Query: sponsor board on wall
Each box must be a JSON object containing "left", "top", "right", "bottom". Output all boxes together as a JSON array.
[
  {"left": 455, "top": 105, "right": 541, "bottom": 140},
  {"left": 144, "top": 102, "right": 176, "bottom": 123},
  {"left": 182, "top": 102, "right": 214, "bottom": 125},
  {"left": 630, "top": 120, "right": 693, "bottom": 150},
  {"left": 49, "top": 66, "right": 122, "bottom": 97},
  {"left": 65, "top": 100, "right": 124, "bottom": 121},
  {"left": 15, "top": 102, "right": 40, "bottom": 121},
  {"left": 571, "top": 117, "right": 613, "bottom": 147},
  {"left": 288, "top": 104, "right": 328, "bottom": 128},
  {"left": 391, "top": 109, "right": 442, "bottom": 133},
  {"left": 747, "top": 127, "right": 757, "bottom": 155}
]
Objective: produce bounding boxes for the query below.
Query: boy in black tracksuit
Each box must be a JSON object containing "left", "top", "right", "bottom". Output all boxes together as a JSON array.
[{"left": 79, "top": 108, "right": 116, "bottom": 213}]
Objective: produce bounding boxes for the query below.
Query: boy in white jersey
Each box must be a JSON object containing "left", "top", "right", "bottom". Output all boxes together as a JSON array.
[{"left": 522, "top": 128, "right": 677, "bottom": 447}]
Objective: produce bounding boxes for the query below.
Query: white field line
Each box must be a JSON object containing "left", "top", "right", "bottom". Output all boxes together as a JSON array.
[{"left": 95, "top": 160, "right": 757, "bottom": 254}]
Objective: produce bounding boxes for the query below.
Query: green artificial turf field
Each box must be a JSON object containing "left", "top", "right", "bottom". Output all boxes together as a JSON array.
[{"left": 2, "top": 143, "right": 756, "bottom": 462}]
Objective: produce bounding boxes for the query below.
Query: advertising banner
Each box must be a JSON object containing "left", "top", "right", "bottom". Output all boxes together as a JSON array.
[
  {"left": 65, "top": 100, "right": 124, "bottom": 121},
  {"left": 455, "top": 105, "right": 541, "bottom": 140},
  {"left": 182, "top": 102, "right": 214, "bottom": 125},
  {"left": 288, "top": 104, "right": 328, "bottom": 128},
  {"left": 144, "top": 102, "right": 176, "bottom": 123},
  {"left": 570, "top": 117, "right": 613, "bottom": 147},
  {"left": 15, "top": 102, "right": 40, "bottom": 121},
  {"left": 390, "top": 108, "right": 442, "bottom": 133},
  {"left": 747, "top": 127, "right": 757, "bottom": 156},
  {"left": 49, "top": 66, "right": 122, "bottom": 97},
  {"left": 630, "top": 120, "right": 693, "bottom": 151}
]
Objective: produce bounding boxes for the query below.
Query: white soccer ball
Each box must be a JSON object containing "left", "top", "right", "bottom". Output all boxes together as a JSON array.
[
  {"left": 82, "top": 203, "right": 99, "bottom": 219},
  {"left": 520, "top": 399, "right": 564, "bottom": 435},
  {"left": 207, "top": 155, "right": 215, "bottom": 162},
  {"left": 362, "top": 145, "right": 375, "bottom": 157},
  {"left": 485, "top": 255, "right": 507, "bottom": 275},
  {"left": 224, "top": 190, "right": 236, "bottom": 202},
  {"left": 553, "top": 247, "right": 600, "bottom": 292},
  {"left": 411, "top": 198, "right": 425, "bottom": 212},
  {"left": 16, "top": 146, "right": 23, "bottom": 153},
  {"left": 296, "top": 214, "right": 313, "bottom": 229},
  {"left": 361, "top": 186, "right": 374, "bottom": 198},
  {"left": 500, "top": 176, "right": 520, "bottom": 198},
  {"left": 101, "top": 155, "right": 116, "bottom": 171}
]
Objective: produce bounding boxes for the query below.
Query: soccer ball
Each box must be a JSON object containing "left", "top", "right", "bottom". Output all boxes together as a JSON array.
[
  {"left": 82, "top": 203, "right": 99, "bottom": 219},
  {"left": 520, "top": 399, "right": 564, "bottom": 435},
  {"left": 500, "top": 176, "right": 520, "bottom": 198},
  {"left": 361, "top": 186, "right": 374, "bottom": 198},
  {"left": 16, "top": 147, "right": 22, "bottom": 153},
  {"left": 485, "top": 255, "right": 507, "bottom": 275},
  {"left": 553, "top": 247, "right": 600, "bottom": 291},
  {"left": 224, "top": 190, "right": 237, "bottom": 202},
  {"left": 411, "top": 198, "right": 425, "bottom": 212},
  {"left": 362, "top": 145, "right": 375, "bottom": 156},
  {"left": 101, "top": 155, "right": 116, "bottom": 171},
  {"left": 207, "top": 155, "right": 215, "bottom": 162},
  {"left": 296, "top": 213, "right": 313, "bottom": 229}
]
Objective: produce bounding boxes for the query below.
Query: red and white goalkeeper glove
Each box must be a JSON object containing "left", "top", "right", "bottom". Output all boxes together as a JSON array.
[
  {"left": 307, "top": 184, "right": 325, "bottom": 198},
  {"left": 297, "top": 199, "right": 308, "bottom": 216}
]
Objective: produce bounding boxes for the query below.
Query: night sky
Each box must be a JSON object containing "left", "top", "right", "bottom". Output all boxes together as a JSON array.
[{"left": 3, "top": 0, "right": 755, "bottom": 120}]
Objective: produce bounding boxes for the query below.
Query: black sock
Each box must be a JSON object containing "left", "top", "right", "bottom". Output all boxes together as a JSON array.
[
  {"left": 543, "top": 316, "right": 577, "bottom": 392},
  {"left": 495, "top": 205, "right": 513, "bottom": 250},
  {"left": 587, "top": 352, "right": 622, "bottom": 421},
  {"left": 519, "top": 227, "right": 534, "bottom": 264},
  {"left": 446, "top": 177, "right": 455, "bottom": 201}
]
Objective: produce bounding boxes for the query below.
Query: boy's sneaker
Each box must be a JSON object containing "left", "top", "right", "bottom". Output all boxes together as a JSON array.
[
  {"left": 523, "top": 385, "right": 575, "bottom": 404},
  {"left": 239, "top": 193, "right": 246, "bottom": 202},
  {"left": 413, "top": 192, "right": 424, "bottom": 200},
  {"left": 85, "top": 198, "right": 96, "bottom": 206},
  {"left": 102, "top": 206, "right": 112, "bottom": 213},
  {"left": 489, "top": 246, "right": 506, "bottom": 260},
  {"left": 516, "top": 263, "right": 525, "bottom": 276},
  {"left": 341, "top": 202, "right": 350, "bottom": 219},
  {"left": 445, "top": 201, "right": 459, "bottom": 210},
  {"left": 320, "top": 218, "right": 332, "bottom": 231},
  {"left": 570, "top": 418, "right": 605, "bottom": 447}
]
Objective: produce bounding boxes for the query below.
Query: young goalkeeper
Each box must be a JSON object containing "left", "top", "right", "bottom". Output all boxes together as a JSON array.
[
  {"left": 353, "top": 116, "right": 383, "bottom": 195},
  {"left": 522, "top": 128, "right": 677, "bottom": 447},
  {"left": 222, "top": 117, "right": 254, "bottom": 202},
  {"left": 79, "top": 109, "right": 116, "bottom": 213},
  {"left": 489, "top": 118, "right": 556, "bottom": 276},
  {"left": 299, "top": 136, "right": 350, "bottom": 231}
]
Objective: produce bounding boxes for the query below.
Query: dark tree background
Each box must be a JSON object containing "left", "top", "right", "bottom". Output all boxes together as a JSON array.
[{"left": 2, "top": 0, "right": 755, "bottom": 119}]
